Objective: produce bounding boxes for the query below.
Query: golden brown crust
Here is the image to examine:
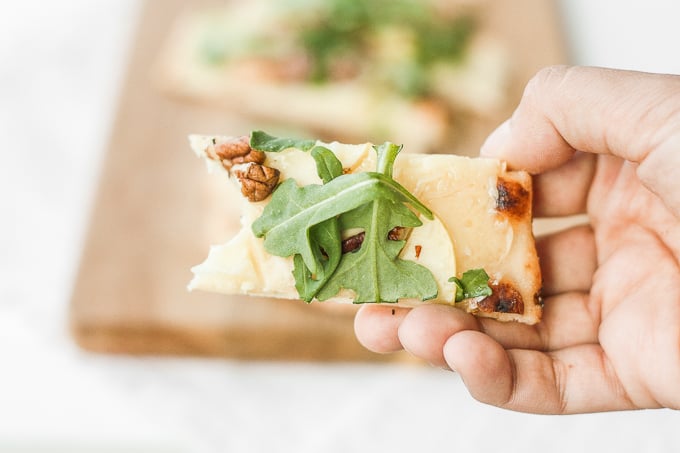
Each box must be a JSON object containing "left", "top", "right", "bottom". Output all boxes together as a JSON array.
[{"left": 473, "top": 171, "right": 542, "bottom": 323}]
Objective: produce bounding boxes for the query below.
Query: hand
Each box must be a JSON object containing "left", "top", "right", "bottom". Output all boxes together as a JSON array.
[{"left": 354, "top": 66, "right": 680, "bottom": 414}]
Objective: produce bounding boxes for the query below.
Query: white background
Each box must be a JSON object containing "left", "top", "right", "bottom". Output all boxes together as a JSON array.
[{"left": 1, "top": 1, "right": 679, "bottom": 452}]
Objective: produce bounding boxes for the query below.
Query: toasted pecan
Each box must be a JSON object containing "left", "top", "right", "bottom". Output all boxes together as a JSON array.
[
  {"left": 235, "top": 163, "right": 280, "bottom": 202},
  {"left": 208, "top": 136, "right": 266, "bottom": 170}
]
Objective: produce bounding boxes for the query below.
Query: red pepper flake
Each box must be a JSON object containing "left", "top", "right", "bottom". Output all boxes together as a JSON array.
[{"left": 415, "top": 245, "right": 422, "bottom": 259}]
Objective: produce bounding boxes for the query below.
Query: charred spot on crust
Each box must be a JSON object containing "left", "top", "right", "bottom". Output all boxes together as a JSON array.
[
  {"left": 496, "top": 177, "right": 530, "bottom": 219},
  {"left": 478, "top": 281, "right": 524, "bottom": 314},
  {"left": 535, "top": 290, "right": 544, "bottom": 307}
]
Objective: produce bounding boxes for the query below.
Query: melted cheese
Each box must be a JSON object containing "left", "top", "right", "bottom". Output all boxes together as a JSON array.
[{"left": 188, "top": 136, "right": 541, "bottom": 323}]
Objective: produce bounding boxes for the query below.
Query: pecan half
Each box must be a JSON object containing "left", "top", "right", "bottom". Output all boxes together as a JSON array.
[
  {"left": 387, "top": 226, "right": 406, "bottom": 241},
  {"left": 342, "top": 232, "right": 365, "bottom": 253},
  {"left": 208, "top": 136, "right": 265, "bottom": 170},
  {"left": 341, "top": 227, "right": 407, "bottom": 254},
  {"left": 234, "top": 164, "right": 280, "bottom": 202}
]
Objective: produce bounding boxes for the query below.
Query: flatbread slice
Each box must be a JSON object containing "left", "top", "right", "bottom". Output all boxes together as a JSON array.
[
  {"left": 188, "top": 132, "right": 542, "bottom": 324},
  {"left": 154, "top": 0, "right": 509, "bottom": 153}
]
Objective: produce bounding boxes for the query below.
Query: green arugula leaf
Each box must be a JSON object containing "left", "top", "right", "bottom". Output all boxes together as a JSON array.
[
  {"left": 250, "top": 130, "right": 316, "bottom": 153},
  {"left": 311, "top": 146, "right": 344, "bottom": 183},
  {"left": 375, "top": 142, "right": 400, "bottom": 177},
  {"left": 315, "top": 142, "right": 437, "bottom": 303},
  {"left": 449, "top": 269, "right": 492, "bottom": 302},
  {"left": 292, "top": 220, "right": 341, "bottom": 302},
  {"left": 251, "top": 138, "right": 438, "bottom": 303},
  {"left": 316, "top": 198, "right": 438, "bottom": 303},
  {"left": 292, "top": 146, "right": 344, "bottom": 301},
  {"left": 251, "top": 170, "right": 432, "bottom": 275}
]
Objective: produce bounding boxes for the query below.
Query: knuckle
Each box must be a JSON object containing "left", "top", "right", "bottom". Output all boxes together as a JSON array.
[
  {"left": 523, "top": 65, "right": 572, "bottom": 103},
  {"left": 550, "top": 355, "right": 569, "bottom": 414}
]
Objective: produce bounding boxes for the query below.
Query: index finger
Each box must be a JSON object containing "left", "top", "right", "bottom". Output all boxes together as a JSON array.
[
  {"left": 481, "top": 65, "right": 680, "bottom": 171},
  {"left": 480, "top": 66, "right": 680, "bottom": 218}
]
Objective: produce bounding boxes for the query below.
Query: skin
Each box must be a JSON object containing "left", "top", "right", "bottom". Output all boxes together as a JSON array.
[{"left": 354, "top": 66, "right": 680, "bottom": 414}]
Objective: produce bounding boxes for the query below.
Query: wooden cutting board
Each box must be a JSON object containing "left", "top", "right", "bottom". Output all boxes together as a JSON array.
[{"left": 69, "top": 0, "right": 567, "bottom": 361}]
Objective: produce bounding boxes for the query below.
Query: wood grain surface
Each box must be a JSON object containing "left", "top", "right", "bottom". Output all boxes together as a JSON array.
[{"left": 69, "top": 0, "right": 567, "bottom": 361}]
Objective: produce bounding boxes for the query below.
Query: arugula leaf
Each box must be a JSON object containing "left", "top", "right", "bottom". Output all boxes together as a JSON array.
[
  {"left": 375, "top": 142, "right": 400, "bottom": 176},
  {"left": 311, "top": 146, "right": 344, "bottom": 184},
  {"left": 292, "top": 146, "right": 344, "bottom": 302},
  {"left": 292, "top": 220, "right": 341, "bottom": 302},
  {"left": 251, "top": 170, "right": 432, "bottom": 275},
  {"left": 250, "top": 130, "right": 316, "bottom": 153},
  {"left": 315, "top": 142, "right": 437, "bottom": 303},
  {"left": 449, "top": 269, "right": 492, "bottom": 302},
  {"left": 251, "top": 138, "right": 438, "bottom": 303},
  {"left": 316, "top": 198, "right": 438, "bottom": 303}
]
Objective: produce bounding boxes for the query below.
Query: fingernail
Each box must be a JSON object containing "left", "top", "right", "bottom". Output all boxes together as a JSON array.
[{"left": 480, "top": 119, "right": 511, "bottom": 158}]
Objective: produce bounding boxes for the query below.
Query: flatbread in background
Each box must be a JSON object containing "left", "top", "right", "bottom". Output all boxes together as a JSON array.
[{"left": 154, "top": 0, "right": 511, "bottom": 154}]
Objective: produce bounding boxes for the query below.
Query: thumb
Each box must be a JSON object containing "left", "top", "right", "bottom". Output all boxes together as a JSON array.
[{"left": 481, "top": 66, "right": 680, "bottom": 217}]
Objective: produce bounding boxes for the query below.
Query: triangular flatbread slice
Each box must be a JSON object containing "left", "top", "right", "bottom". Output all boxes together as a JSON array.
[{"left": 189, "top": 134, "right": 542, "bottom": 324}]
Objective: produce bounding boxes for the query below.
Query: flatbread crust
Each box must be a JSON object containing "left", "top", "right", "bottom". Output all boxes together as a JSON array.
[{"left": 189, "top": 135, "right": 542, "bottom": 324}]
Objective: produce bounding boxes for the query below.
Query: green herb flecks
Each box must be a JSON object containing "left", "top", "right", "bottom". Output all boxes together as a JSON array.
[
  {"left": 449, "top": 269, "right": 493, "bottom": 302},
  {"left": 197, "top": 0, "right": 476, "bottom": 98},
  {"left": 294, "top": 0, "right": 476, "bottom": 94}
]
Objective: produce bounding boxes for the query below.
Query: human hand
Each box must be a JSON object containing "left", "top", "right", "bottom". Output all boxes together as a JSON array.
[{"left": 354, "top": 66, "right": 680, "bottom": 414}]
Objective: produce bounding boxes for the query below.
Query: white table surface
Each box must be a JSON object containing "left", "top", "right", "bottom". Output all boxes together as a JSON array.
[{"left": 1, "top": 1, "right": 679, "bottom": 452}]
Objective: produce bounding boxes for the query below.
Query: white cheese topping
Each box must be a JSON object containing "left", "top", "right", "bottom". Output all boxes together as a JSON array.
[
  {"left": 187, "top": 138, "right": 514, "bottom": 306},
  {"left": 187, "top": 135, "right": 542, "bottom": 324}
]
